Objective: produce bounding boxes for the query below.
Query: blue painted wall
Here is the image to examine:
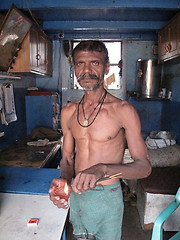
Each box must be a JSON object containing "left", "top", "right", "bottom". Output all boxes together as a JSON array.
[
  {"left": 26, "top": 95, "right": 59, "bottom": 134},
  {"left": 161, "top": 101, "right": 180, "bottom": 144},
  {"left": 162, "top": 58, "right": 180, "bottom": 102},
  {"left": 160, "top": 58, "right": 180, "bottom": 144},
  {"left": 0, "top": 75, "right": 36, "bottom": 151},
  {"left": 128, "top": 97, "right": 162, "bottom": 138}
]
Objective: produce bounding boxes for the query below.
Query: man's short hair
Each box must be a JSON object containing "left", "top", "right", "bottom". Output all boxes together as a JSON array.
[{"left": 72, "top": 40, "right": 109, "bottom": 64}]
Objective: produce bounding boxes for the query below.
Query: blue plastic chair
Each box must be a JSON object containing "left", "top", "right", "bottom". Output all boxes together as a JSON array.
[
  {"left": 151, "top": 187, "right": 180, "bottom": 240},
  {"left": 61, "top": 228, "right": 66, "bottom": 240}
]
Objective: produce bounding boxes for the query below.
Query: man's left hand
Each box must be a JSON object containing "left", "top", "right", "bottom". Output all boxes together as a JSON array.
[{"left": 71, "top": 163, "right": 105, "bottom": 194}]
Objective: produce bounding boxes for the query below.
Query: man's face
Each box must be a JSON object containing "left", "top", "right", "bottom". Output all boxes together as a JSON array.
[{"left": 73, "top": 50, "right": 110, "bottom": 90}]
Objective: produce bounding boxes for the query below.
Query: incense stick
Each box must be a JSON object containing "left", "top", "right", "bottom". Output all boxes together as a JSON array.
[{"left": 97, "top": 172, "right": 122, "bottom": 183}]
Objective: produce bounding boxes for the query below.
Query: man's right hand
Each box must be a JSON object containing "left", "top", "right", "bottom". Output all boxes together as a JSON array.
[{"left": 49, "top": 178, "right": 70, "bottom": 209}]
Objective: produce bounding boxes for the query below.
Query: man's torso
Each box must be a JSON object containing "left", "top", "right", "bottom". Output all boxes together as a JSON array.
[{"left": 66, "top": 93, "right": 127, "bottom": 174}]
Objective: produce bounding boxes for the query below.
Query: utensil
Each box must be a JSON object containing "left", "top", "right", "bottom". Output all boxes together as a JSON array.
[{"left": 97, "top": 172, "right": 122, "bottom": 183}]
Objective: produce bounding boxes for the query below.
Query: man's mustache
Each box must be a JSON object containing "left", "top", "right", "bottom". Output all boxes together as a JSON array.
[{"left": 77, "top": 73, "right": 100, "bottom": 82}]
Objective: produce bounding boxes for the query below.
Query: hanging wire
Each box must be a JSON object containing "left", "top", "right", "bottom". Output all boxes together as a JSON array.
[{"left": 23, "top": 0, "right": 41, "bottom": 28}]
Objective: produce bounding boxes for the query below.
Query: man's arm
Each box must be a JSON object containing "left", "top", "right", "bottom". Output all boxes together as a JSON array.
[
  {"left": 60, "top": 105, "right": 75, "bottom": 183},
  {"left": 119, "top": 102, "right": 151, "bottom": 178},
  {"left": 49, "top": 104, "right": 75, "bottom": 208},
  {"left": 103, "top": 102, "right": 151, "bottom": 179}
]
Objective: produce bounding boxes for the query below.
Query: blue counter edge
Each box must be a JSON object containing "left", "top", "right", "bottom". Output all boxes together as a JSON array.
[{"left": 0, "top": 165, "right": 61, "bottom": 195}]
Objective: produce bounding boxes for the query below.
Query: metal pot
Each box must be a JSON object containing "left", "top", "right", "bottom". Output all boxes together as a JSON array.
[{"left": 137, "top": 59, "right": 160, "bottom": 98}]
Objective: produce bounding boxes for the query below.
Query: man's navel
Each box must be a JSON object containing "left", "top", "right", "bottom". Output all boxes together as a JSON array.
[{"left": 107, "top": 136, "right": 112, "bottom": 140}]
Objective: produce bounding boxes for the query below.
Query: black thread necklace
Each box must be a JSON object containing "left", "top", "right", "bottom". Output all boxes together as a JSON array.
[{"left": 77, "top": 90, "right": 107, "bottom": 127}]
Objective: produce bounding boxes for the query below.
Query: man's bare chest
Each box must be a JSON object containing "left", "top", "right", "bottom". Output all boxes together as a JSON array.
[{"left": 69, "top": 109, "right": 123, "bottom": 142}]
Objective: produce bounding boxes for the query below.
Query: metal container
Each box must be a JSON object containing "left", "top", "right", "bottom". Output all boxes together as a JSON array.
[{"left": 137, "top": 59, "right": 160, "bottom": 98}]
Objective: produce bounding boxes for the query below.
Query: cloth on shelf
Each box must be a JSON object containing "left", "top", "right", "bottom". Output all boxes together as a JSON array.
[
  {"left": 145, "top": 131, "right": 176, "bottom": 150},
  {"left": 146, "top": 136, "right": 176, "bottom": 149}
]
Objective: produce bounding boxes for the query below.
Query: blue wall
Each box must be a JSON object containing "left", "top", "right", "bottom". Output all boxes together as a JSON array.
[
  {"left": 0, "top": 75, "right": 36, "bottom": 151},
  {"left": 128, "top": 97, "right": 162, "bottom": 138},
  {"left": 160, "top": 58, "right": 180, "bottom": 144},
  {"left": 162, "top": 58, "right": 180, "bottom": 102},
  {"left": 161, "top": 101, "right": 180, "bottom": 144}
]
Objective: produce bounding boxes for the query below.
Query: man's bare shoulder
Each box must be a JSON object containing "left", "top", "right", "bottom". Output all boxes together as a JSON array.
[
  {"left": 107, "top": 93, "right": 134, "bottom": 110},
  {"left": 118, "top": 99, "right": 135, "bottom": 110},
  {"left": 113, "top": 99, "right": 140, "bottom": 130},
  {"left": 107, "top": 94, "right": 137, "bottom": 122},
  {"left": 61, "top": 100, "right": 80, "bottom": 117},
  {"left": 117, "top": 100, "right": 137, "bottom": 118}
]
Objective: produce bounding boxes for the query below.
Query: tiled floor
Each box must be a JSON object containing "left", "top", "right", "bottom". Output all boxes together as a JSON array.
[{"left": 66, "top": 201, "right": 175, "bottom": 240}]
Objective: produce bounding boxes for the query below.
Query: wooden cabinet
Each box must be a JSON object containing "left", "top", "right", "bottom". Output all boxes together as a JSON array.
[
  {"left": 9, "top": 27, "right": 52, "bottom": 76},
  {"left": 45, "top": 38, "right": 53, "bottom": 76},
  {"left": 158, "top": 12, "right": 180, "bottom": 63}
]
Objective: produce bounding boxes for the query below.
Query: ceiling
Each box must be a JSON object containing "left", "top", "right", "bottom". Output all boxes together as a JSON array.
[{"left": 0, "top": 0, "right": 180, "bottom": 40}]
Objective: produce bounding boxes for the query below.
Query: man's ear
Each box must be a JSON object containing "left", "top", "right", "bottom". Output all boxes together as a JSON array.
[{"left": 105, "top": 62, "right": 110, "bottom": 75}]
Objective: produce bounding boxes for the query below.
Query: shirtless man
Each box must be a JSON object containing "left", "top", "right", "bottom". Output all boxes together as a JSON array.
[{"left": 49, "top": 40, "right": 152, "bottom": 240}]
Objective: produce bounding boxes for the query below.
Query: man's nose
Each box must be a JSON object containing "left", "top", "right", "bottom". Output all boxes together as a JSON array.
[{"left": 83, "top": 63, "right": 92, "bottom": 73}]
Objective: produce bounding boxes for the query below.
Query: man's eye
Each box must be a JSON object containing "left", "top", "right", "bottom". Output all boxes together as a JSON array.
[
  {"left": 92, "top": 61, "right": 99, "bottom": 65},
  {"left": 76, "top": 62, "right": 82, "bottom": 66}
]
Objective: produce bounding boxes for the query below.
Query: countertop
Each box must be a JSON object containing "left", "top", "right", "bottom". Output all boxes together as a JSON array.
[
  {"left": 0, "top": 166, "right": 68, "bottom": 240},
  {"left": 0, "top": 136, "right": 61, "bottom": 168}
]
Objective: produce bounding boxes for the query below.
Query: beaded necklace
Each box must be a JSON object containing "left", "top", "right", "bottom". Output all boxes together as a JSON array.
[{"left": 77, "top": 90, "right": 107, "bottom": 127}]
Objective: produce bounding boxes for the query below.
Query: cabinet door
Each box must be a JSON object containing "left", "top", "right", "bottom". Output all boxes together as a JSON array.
[
  {"left": 158, "top": 13, "right": 180, "bottom": 63},
  {"left": 159, "top": 26, "right": 169, "bottom": 60},
  {"left": 45, "top": 39, "right": 53, "bottom": 76},
  {"left": 170, "top": 19, "right": 178, "bottom": 57},
  {"left": 37, "top": 32, "right": 46, "bottom": 74},
  {"left": 10, "top": 27, "right": 52, "bottom": 76},
  {"left": 30, "top": 28, "right": 39, "bottom": 72},
  {"left": 9, "top": 32, "right": 31, "bottom": 72}
]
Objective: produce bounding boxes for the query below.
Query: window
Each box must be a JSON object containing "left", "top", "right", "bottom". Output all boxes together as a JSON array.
[{"left": 72, "top": 41, "right": 122, "bottom": 90}]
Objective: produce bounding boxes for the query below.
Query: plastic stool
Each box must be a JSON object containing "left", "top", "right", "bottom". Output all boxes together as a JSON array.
[{"left": 151, "top": 187, "right": 180, "bottom": 240}]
